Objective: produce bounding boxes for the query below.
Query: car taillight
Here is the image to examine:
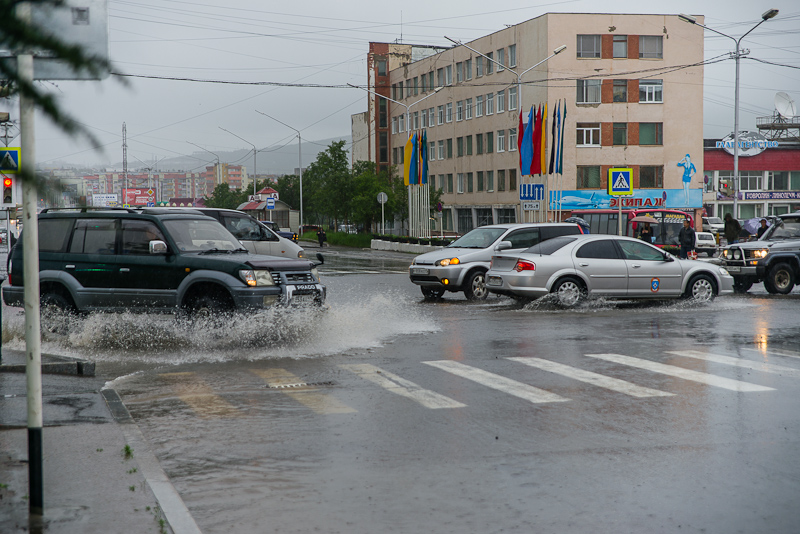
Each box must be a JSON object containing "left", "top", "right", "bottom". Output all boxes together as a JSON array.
[{"left": 514, "top": 260, "right": 536, "bottom": 272}]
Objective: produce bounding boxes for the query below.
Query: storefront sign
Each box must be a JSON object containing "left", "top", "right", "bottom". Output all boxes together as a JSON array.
[
  {"left": 716, "top": 131, "right": 777, "bottom": 157},
  {"left": 550, "top": 189, "right": 702, "bottom": 210},
  {"left": 743, "top": 191, "right": 800, "bottom": 200}
]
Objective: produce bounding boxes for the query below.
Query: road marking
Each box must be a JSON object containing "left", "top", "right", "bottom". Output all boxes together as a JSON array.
[
  {"left": 508, "top": 357, "right": 674, "bottom": 398},
  {"left": 584, "top": 354, "right": 775, "bottom": 392},
  {"left": 160, "top": 372, "right": 240, "bottom": 418},
  {"left": 251, "top": 369, "right": 356, "bottom": 414},
  {"left": 667, "top": 350, "right": 800, "bottom": 378},
  {"left": 423, "top": 360, "right": 569, "bottom": 404},
  {"left": 741, "top": 347, "right": 800, "bottom": 361},
  {"left": 340, "top": 363, "right": 465, "bottom": 409}
]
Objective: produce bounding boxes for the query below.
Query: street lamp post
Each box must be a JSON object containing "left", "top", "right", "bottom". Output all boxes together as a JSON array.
[
  {"left": 254, "top": 111, "right": 303, "bottom": 228},
  {"left": 187, "top": 141, "right": 221, "bottom": 199},
  {"left": 347, "top": 83, "right": 442, "bottom": 237},
  {"left": 679, "top": 9, "right": 778, "bottom": 219},
  {"left": 445, "top": 37, "right": 566, "bottom": 222},
  {"left": 219, "top": 127, "right": 258, "bottom": 198}
]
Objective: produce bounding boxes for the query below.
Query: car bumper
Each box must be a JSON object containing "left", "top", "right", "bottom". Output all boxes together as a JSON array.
[
  {"left": 722, "top": 262, "right": 757, "bottom": 278},
  {"left": 409, "top": 265, "right": 468, "bottom": 289},
  {"left": 2, "top": 285, "right": 23, "bottom": 307},
  {"left": 486, "top": 272, "right": 550, "bottom": 299}
]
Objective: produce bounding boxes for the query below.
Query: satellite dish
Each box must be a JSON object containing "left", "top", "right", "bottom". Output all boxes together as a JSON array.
[{"left": 775, "top": 92, "right": 796, "bottom": 119}]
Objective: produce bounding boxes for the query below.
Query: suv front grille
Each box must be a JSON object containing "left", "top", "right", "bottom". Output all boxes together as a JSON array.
[{"left": 271, "top": 272, "right": 315, "bottom": 285}]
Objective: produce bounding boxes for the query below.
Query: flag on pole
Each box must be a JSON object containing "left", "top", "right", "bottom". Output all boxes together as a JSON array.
[
  {"left": 554, "top": 103, "right": 562, "bottom": 177},
  {"left": 520, "top": 106, "right": 535, "bottom": 176},
  {"left": 420, "top": 130, "right": 428, "bottom": 185},
  {"left": 540, "top": 103, "right": 548, "bottom": 176},
  {"left": 404, "top": 133, "right": 416, "bottom": 186},
  {"left": 548, "top": 101, "right": 558, "bottom": 174},
  {"left": 517, "top": 110, "right": 524, "bottom": 171},
  {"left": 557, "top": 101, "right": 566, "bottom": 175},
  {"left": 531, "top": 105, "right": 541, "bottom": 176}
]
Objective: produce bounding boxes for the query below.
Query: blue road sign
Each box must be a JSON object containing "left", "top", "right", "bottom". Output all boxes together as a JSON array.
[
  {"left": 519, "top": 183, "right": 545, "bottom": 201},
  {"left": 0, "top": 148, "right": 20, "bottom": 174},
  {"left": 608, "top": 167, "right": 633, "bottom": 196}
]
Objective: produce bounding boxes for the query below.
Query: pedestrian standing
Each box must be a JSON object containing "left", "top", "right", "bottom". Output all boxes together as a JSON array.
[
  {"left": 317, "top": 227, "right": 326, "bottom": 248},
  {"left": 678, "top": 218, "right": 696, "bottom": 259},
  {"left": 724, "top": 213, "right": 741, "bottom": 245},
  {"left": 756, "top": 219, "right": 769, "bottom": 239},
  {"left": 639, "top": 223, "right": 653, "bottom": 243}
]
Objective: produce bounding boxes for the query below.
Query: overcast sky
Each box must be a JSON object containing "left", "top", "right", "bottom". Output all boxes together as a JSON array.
[{"left": 6, "top": 0, "right": 799, "bottom": 171}]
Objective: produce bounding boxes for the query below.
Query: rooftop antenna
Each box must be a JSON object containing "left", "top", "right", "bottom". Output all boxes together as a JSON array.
[
  {"left": 775, "top": 92, "right": 796, "bottom": 120},
  {"left": 400, "top": 11, "right": 403, "bottom": 43}
]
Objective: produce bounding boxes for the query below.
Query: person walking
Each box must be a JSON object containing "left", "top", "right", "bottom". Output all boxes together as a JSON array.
[
  {"left": 724, "top": 213, "right": 742, "bottom": 245},
  {"left": 678, "top": 218, "right": 696, "bottom": 259},
  {"left": 639, "top": 223, "right": 653, "bottom": 243},
  {"left": 756, "top": 219, "right": 769, "bottom": 239},
  {"left": 316, "top": 227, "right": 327, "bottom": 248}
]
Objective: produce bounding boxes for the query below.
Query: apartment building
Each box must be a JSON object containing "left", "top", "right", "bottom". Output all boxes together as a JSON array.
[{"left": 362, "top": 13, "right": 705, "bottom": 233}]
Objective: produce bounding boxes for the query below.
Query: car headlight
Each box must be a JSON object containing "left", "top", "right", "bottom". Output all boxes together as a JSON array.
[
  {"left": 297, "top": 250, "right": 306, "bottom": 258},
  {"left": 733, "top": 250, "right": 741, "bottom": 260},
  {"left": 436, "top": 257, "right": 460, "bottom": 266},
  {"left": 311, "top": 267, "right": 320, "bottom": 281},
  {"left": 718, "top": 267, "right": 730, "bottom": 276},
  {"left": 239, "top": 269, "right": 275, "bottom": 287},
  {"left": 752, "top": 249, "right": 769, "bottom": 259},
  {"left": 722, "top": 249, "right": 729, "bottom": 258}
]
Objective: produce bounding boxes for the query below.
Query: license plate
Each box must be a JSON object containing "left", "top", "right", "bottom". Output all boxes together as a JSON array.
[
  {"left": 295, "top": 284, "right": 317, "bottom": 290},
  {"left": 411, "top": 267, "right": 429, "bottom": 275},
  {"left": 487, "top": 276, "right": 503, "bottom": 286},
  {"left": 292, "top": 294, "right": 317, "bottom": 304},
  {"left": 726, "top": 266, "right": 741, "bottom": 273}
]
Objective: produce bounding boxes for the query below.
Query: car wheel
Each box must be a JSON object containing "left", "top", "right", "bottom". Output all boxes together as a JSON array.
[
  {"left": 685, "top": 274, "right": 716, "bottom": 303},
  {"left": 463, "top": 270, "right": 489, "bottom": 300},
  {"left": 732, "top": 278, "right": 753, "bottom": 293},
  {"left": 41, "top": 292, "right": 75, "bottom": 314},
  {"left": 767, "top": 262, "right": 796, "bottom": 295},
  {"left": 187, "top": 292, "right": 232, "bottom": 318},
  {"left": 421, "top": 287, "right": 445, "bottom": 300},
  {"left": 552, "top": 277, "right": 585, "bottom": 308}
]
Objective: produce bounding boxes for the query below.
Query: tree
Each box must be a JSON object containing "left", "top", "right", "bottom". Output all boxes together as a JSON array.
[
  {"left": 273, "top": 174, "right": 300, "bottom": 211},
  {"left": 350, "top": 160, "right": 384, "bottom": 231},
  {"left": 203, "top": 183, "right": 245, "bottom": 209},
  {"left": 302, "top": 140, "right": 351, "bottom": 226}
]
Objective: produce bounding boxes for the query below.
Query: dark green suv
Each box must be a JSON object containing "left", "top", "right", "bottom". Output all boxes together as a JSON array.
[{"left": 2, "top": 208, "right": 326, "bottom": 314}]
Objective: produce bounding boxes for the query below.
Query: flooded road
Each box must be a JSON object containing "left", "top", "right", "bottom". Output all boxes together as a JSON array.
[{"left": 3, "top": 250, "right": 800, "bottom": 533}]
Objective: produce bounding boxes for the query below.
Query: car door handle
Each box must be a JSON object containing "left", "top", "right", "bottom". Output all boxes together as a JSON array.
[
  {"left": 631, "top": 264, "right": 641, "bottom": 268},
  {"left": 579, "top": 263, "right": 589, "bottom": 267},
  {"left": 65, "top": 264, "right": 75, "bottom": 269},
  {"left": 119, "top": 268, "right": 130, "bottom": 272}
]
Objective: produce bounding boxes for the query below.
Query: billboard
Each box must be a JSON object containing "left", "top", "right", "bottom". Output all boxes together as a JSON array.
[
  {"left": 123, "top": 188, "right": 156, "bottom": 206},
  {"left": 91, "top": 193, "right": 118, "bottom": 207}
]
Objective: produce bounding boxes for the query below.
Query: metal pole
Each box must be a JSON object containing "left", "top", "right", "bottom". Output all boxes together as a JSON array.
[
  {"left": 17, "top": 1, "right": 43, "bottom": 515},
  {"left": 298, "top": 133, "right": 303, "bottom": 228}
]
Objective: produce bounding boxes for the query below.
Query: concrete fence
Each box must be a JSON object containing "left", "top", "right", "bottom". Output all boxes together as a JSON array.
[{"left": 370, "top": 239, "right": 443, "bottom": 254}]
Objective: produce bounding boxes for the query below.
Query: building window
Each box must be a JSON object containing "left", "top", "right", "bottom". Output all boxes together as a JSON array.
[
  {"left": 613, "top": 35, "right": 627, "bottom": 58},
  {"left": 421, "top": 74, "right": 427, "bottom": 93},
  {"left": 376, "top": 59, "right": 387, "bottom": 76},
  {"left": 639, "top": 166, "right": 664, "bottom": 188},
  {"left": 509, "top": 44, "right": 516, "bottom": 67},
  {"left": 740, "top": 171, "right": 763, "bottom": 191},
  {"left": 509, "top": 169, "right": 517, "bottom": 190},
  {"left": 398, "top": 114, "right": 405, "bottom": 133},
  {"left": 639, "top": 123, "right": 663, "bottom": 145},
  {"left": 497, "top": 49, "right": 505, "bottom": 71},
  {"left": 438, "top": 140, "right": 445, "bottom": 160},
  {"left": 465, "top": 58, "right": 472, "bottom": 80},
  {"left": 476, "top": 208, "right": 493, "bottom": 226},
  {"left": 446, "top": 65, "right": 452, "bottom": 85},
  {"left": 497, "top": 91, "right": 505, "bottom": 113},
  {"left": 486, "top": 52, "right": 493, "bottom": 74},
  {"left": 639, "top": 36, "right": 663, "bottom": 59},
  {"left": 639, "top": 79, "right": 663, "bottom": 103},
  {"left": 446, "top": 103, "right": 453, "bottom": 123},
  {"left": 457, "top": 173, "right": 464, "bottom": 194},
  {"left": 497, "top": 130, "right": 506, "bottom": 152},
  {"left": 456, "top": 62, "right": 463, "bottom": 83},
  {"left": 509, "top": 87, "right": 517, "bottom": 110},
  {"left": 577, "top": 166, "right": 601, "bottom": 188},
  {"left": 476, "top": 95, "right": 484, "bottom": 117},
  {"left": 457, "top": 208, "right": 473, "bottom": 233},
  {"left": 456, "top": 101, "right": 463, "bottom": 121},
  {"left": 466, "top": 172, "right": 473, "bottom": 193},
  {"left": 391, "top": 117, "right": 397, "bottom": 134},
  {"left": 437, "top": 68, "right": 444, "bottom": 87},
  {"left": 465, "top": 98, "right": 473, "bottom": 120},
  {"left": 576, "top": 123, "right": 600, "bottom": 146},
  {"left": 466, "top": 135, "right": 473, "bottom": 155},
  {"left": 768, "top": 171, "right": 790, "bottom": 190},
  {"left": 447, "top": 174, "right": 453, "bottom": 194},
  {"left": 379, "top": 99, "right": 387, "bottom": 128},
  {"left": 613, "top": 79, "right": 627, "bottom": 102},
  {"left": 428, "top": 72, "right": 434, "bottom": 91},
  {"left": 447, "top": 138, "right": 453, "bottom": 159},
  {"left": 486, "top": 93, "right": 494, "bottom": 115},
  {"left": 413, "top": 111, "right": 419, "bottom": 130},
  {"left": 421, "top": 109, "right": 428, "bottom": 128},
  {"left": 477, "top": 171, "right": 484, "bottom": 191},
  {"left": 613, "top": 123, "right": 627, "bottom": 145},
  {"left": 498, "top": 169, "right": 506, "bottom": 191},
  {"left": 487, "top": 170, "right": 494, "bottom": 191},
  {"left": 398, "top": 81, "right": 403, "bottom": 99},
  {"left": 413, "top": 77, "right": 419, "bottom": 96},
  {"left": 457, "top": 137, "right": 464, "bottom": 157},
  {"left": 476, "top": 56, "right": 483, "bottom": 77},
  {"left": 476, "top": 133, "right": 484, "bottom": 155},
  {"left": 406, "top": 79, "right": 412, "bottom": 98},
  {"left": 577, "top": 79, "right": 601, "bottom": 104},
  {"left": 577, "top": 35, "right": 601, "bottom": 58},
  {"left": 486, "top": 131, "right": 493, "bottom": 154},
  {"left": 497, "top": 208, "right": 515, "bottom": 223},
  {"left": 509, "top": 128, "right": 517, "bottom": 151},
  {"left": 379, "top": 132, "right": 388, "bottom": 162},
  {"left": 428, "top": 108, "right": 435, "bottom": 127},
  {"left": 429, "top": 141, "right": 436, "bottom": 161},
  {"left": 437, "top": 105, "right": 444, "bottom": 125}
]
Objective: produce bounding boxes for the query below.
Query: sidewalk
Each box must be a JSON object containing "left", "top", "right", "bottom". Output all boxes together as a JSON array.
[{"left": 0, "top": 349, "right": 184, "bottom": 533}]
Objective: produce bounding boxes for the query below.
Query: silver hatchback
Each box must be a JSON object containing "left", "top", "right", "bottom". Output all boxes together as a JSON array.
[{"left": 486, "top": 235, "right": 733, "bottom": 306}]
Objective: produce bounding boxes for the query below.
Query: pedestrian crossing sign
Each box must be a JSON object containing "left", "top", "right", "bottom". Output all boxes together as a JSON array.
[
  {"left": 608, "top": 167, "right": 633, "bottom": 196},
  {"left": 0, "top": 148, "right": 20, "bottom": 174}
]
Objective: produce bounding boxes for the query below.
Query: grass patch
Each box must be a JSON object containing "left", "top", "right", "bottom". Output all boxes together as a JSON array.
[
  {"left": 299, "top": 231, "right": 373, "bottom": 249},
  {"left": 123, "top": 444, "right": 133, "bottom": 459}
]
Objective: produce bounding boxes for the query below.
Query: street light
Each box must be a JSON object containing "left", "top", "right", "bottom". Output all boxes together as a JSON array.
[
  {"left": 679, "top": 9, "right": 778, "bottom": 219},
  {"left": 444, "top": 37, "right": 566, "bottom": 222},
  {"left": 187, "top": 141, "right": 221, "bottom": 198},
  {"left": 254, "top": 111, "right": 303, "bottom": 227},
  {"left": 219, "top": 127, "right": 258, "bottom": 198},
  {"left": 347, "top": 83, "right": 442, "bottom": 238},
  {"left": 132, "top": 155, "right": 165, "bottom": 203}
]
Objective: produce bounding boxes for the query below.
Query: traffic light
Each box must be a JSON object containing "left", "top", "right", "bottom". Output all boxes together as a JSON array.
[{"left": 2, "top": 176, "right": 12, "bottom": 205}]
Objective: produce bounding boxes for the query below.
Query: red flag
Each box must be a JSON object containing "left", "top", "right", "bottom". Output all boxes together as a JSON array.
[{"left": 531, "top": 105, "right": 541, "bottom": 175}]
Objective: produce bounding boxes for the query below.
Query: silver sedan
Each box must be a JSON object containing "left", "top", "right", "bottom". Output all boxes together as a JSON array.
[{"left": 486, "top": 235, "right": 734, "bottom": 306}]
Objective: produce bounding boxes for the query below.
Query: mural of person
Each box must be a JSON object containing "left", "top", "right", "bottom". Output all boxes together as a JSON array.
[{"left": 677, "top": 154, "right": 696, "bottom": 206}]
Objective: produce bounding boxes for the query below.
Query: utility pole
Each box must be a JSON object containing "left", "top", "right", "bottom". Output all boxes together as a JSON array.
[{"left": 122, "top": 122, "right": 128, "bottom": 205}]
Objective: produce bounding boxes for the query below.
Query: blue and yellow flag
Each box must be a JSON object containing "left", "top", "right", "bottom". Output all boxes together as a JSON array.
[
  {"left": 404, "top": 133, "right": 416, "bottom": 186},
  {"left": 420, "top": 130, "right": 428, "bottom": 185}
]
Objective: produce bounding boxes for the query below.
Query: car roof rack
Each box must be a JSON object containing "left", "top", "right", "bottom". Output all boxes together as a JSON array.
[{"left": 40, "top": 206, "right": 138, "bottom": 213}]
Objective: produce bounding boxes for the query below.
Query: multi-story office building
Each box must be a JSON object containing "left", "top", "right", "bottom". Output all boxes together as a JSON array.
[{"left": 360, "top": 13, "right": 705, "bottom": 233}]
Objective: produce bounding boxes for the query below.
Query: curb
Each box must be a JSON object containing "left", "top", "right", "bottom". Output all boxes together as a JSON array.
[{"left": 0, "top": 353, "right": 96, "bottom": 376}]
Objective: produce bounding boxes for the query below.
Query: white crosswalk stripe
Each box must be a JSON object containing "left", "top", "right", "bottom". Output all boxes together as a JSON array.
[
  {"left": 584, "top": 353, "right": 775, "bottom": 392},
  {"left": 667, "top": 350, "right": 800, "bottom": 378},
  {"left": 741, "top": 347, "right": 800, "bottom": 361},
  {"left": 423, "top": 360, "right": 569, "bottom": 404},
  {"left": 508, "top": 357, "right": 675, "bottom": 398},
  {"left": 340, "top": 363, "right": 465, "bottom": 409}
]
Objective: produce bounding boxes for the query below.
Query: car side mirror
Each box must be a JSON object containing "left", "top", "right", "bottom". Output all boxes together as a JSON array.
[
  {"left": 314, "top": 252, "right": 325, "bottom": 266},
  {"left": 663, "top": 253, "right": 674, "bottom": 262},
  {"left": 150, "top": 240, "right": 168, "bottom": 255},
  {"left": 495, "top": 241, "right": 513, "bottom": 251}
]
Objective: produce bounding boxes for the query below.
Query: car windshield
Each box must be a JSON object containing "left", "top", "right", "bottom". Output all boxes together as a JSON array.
[
  {"left": 523, "top": 236, "right": 577, "bottom": 255},
  {"left": 707, "top": 217, "right": 723, "bottom": 224},
  {"left": 763, "top": 218, "right": 800, "bottom": 240},
  {"left": 163, "top": 219, "right": 244, "bottom": 252},
  {"left": 448, "top": 227, "right": 507, "bottom": 249}
]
